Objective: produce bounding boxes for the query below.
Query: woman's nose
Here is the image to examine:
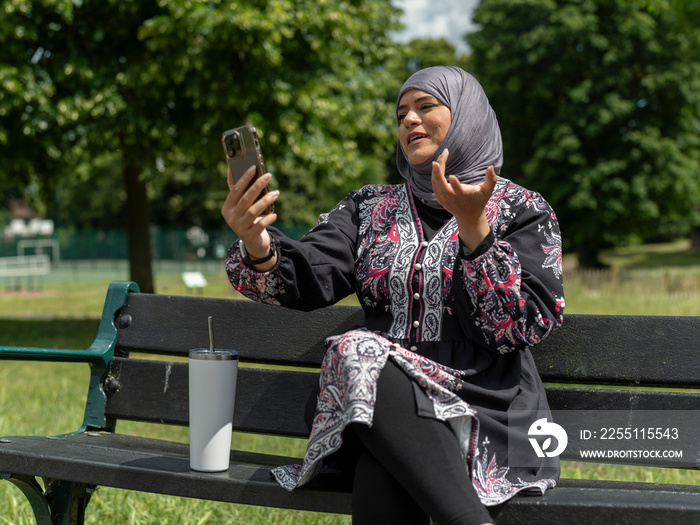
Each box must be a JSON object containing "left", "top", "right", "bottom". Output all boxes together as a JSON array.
[{"left": 403, "top": 109, "right": 420, "bottom": 126}]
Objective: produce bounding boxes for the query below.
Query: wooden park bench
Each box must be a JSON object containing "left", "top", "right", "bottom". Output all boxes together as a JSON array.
[{"left": 1, "top": 280, "right": 699, "bottom": 524}]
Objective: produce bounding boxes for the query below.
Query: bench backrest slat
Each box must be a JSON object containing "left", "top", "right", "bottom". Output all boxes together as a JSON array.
[
  {"left": 104, "top": 358, "right": 699, "bottom": 468},
  {"left": 106, "top": 357, "right": 315, "bottom": 437},
  {"left": 534, "top": 314, "right": 700, "bottom": 387},
  {"left": 116, "top": 293, "right": 363, "bottom": 367},
  {"left": 545, "top": 386, "right": 700, "bottom": 412},
  {"left": 106, "top": 357, "right": 700, "bottom": 430},
  {"left": 116, "top": 292, "right": 700, "bottom": 387}
]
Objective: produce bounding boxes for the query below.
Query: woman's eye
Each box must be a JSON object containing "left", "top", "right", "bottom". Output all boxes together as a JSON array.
[{"left": 397, "top": 114, "right": 406, "bottom": 122}]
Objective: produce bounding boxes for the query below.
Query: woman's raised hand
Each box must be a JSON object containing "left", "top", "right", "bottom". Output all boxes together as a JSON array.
[
  {"left": 431, "top": 149, "right": 496, "bottom": 251},
  {"left": 221, "top": 165, "right": 280, "bottom": 267}
]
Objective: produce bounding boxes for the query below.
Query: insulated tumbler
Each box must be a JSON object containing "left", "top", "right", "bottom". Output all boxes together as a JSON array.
[{"left": 188, "top": 348, "right": 238, "bottom": 472}]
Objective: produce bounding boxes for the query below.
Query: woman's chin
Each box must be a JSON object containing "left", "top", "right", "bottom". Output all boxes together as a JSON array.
[{"left": 406, "top": 152, "right": 434, "bottom": 166}]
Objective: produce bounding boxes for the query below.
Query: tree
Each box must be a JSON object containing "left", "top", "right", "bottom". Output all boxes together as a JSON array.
[
  {"left": 0, "top": 0, "right": 402, "bottom": 291},
  {"left": 394, "top": 38, "right": 471, "bottom": 78},
  {"left": 468, "top": 0, "right": 700, "bottom": 266}
]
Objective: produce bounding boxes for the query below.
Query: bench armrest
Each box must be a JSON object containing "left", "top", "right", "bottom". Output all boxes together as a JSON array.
[
  {"left": 0, "top": 281, "right": 139, "bottom": 367},
  {"left": 0, "top": 345, "right": 109, "bottom": 365},
  {"left": 0, "top": 281, "right": 140, "bottom": 433}
]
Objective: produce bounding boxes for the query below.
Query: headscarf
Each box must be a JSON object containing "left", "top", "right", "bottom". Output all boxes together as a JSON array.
[{"left": 396, "top": 66, "right": 503, "bottom": 209}]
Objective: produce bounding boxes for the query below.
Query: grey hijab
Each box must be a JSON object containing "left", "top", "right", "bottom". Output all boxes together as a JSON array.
[{"left": 396, "top": 66, "right": 503, "bottom": 209}]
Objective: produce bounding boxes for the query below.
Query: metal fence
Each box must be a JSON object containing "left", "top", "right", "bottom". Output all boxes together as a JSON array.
[
  {"left": 0, "top": 223, "right": 311, "bottom": 263},
  {"left": 0, "top": 224, "right": 312, "bottom": 290}
]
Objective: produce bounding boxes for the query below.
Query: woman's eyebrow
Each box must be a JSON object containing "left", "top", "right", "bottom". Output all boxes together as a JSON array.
[{"left": 397, "top": 95, "right": 438, "bottom": 113}]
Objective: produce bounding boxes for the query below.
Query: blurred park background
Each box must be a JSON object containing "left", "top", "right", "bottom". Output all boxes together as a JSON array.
[{"left": 1, "top": 0, "right": 699, "bottom": 523}]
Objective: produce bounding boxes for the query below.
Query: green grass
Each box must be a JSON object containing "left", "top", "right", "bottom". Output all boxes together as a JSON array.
[
  {"left": 1, "top": 241, "right": 699, "bottom": 523},
  {"left": 563, "top": 239, "right": 700, "bottom": 316}
]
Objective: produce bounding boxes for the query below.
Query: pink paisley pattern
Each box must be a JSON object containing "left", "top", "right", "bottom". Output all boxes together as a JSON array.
[
  {"left": 226, "top": 180, "right": 564, "bottom": 345},
  {"left": 272, "top": 330, "right": 479, "bottom": 490},
  {"left": 462, "top": 180, "right": 563, "bottom": 353},
  {"left": 224, "top": 247, "right": 284, "bottom": 305},
  {"left": 354, "top": 186, "right": 402, "bottom": 309}
]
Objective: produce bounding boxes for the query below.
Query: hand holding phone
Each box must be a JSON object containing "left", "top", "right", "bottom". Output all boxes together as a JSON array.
[
  {"left": 222, "top": 125, "right": 274, "bottom": 215},
  {"left": 221, "top": 125, "right": 279, "bottom": 269}
]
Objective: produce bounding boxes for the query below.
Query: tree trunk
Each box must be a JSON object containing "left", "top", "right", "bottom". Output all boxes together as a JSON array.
[
  {"left": 124, "top": 158, "right": 154, "bottom": 293},
  {"left": 691, "top": 212, "right": 700, "bottom": 251},
  {"left": 691, "top": 226, "right": 700, "bottom": 251},
  {"left": 577, "top": 239, "right": 606, "bottom": 269}
]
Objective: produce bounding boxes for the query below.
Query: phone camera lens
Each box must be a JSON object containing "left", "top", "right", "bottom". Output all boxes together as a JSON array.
[{"left": 223, "top": 131, "right": 244, "bottom": 158}]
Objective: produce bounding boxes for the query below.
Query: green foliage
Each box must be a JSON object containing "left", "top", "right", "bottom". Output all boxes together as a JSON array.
[
  {"left": 0, "top": 0, "right": 404, "bottom": 225},
  {"left": 390, "top": 37, "right": 471, "bottom": 78},
  {"left": 468, "top": 0, "right": 700, "bottom": 263},
  {"left": 134, "top": 0, "right": 405, "bottom": 222},
  {"left": 1, "top": 0, "right": 485, "bottom": 232},
  {"left": 0, "top": 0, "right": 408, "bottom": 292}
]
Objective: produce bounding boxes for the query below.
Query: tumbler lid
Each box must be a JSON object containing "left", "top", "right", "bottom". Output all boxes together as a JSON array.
[{"left": 189, "top": 349, "right": 238, "bottom": 360}]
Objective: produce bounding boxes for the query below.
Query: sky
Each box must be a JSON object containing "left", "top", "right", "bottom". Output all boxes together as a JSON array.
[{"left": 392, "top": 0, "right": 480, "bottom": 53}]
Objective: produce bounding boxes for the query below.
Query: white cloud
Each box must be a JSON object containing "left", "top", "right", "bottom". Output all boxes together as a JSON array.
[{"left": 392, "top": 0, "right": 479, "bottom": 53}]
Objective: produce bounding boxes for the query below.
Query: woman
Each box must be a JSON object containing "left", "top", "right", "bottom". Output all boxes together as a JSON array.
[{"left": 222, "top": 66, "right": 564, "bottom": 525}]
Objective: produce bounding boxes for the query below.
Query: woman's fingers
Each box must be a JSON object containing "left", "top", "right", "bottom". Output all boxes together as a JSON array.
[
  {"left": 223, "top": 165, "right": 256, "bottom": 211},
  {"left": 431, "top": 157, "right": 499, "bottom": 223},
  {"left": 240, "top": 174, "right": 274, "bottom": 212},
  {"left": 431, "top": 149, "right": 449, "bottom": 179},
  {"left": 431, "top": 149, "right": 451, "bottom": 195},
  {"left": 247, "top": 190, "right": 279, "bottom": 223},
  {"left": 233, "top": 166, "right": 264, "bottom": 203},
  {"left": 222, "top": 166, "right": 279, "bottom": 241},
  {"left": 226, "top": 166, "right": 236, "bottom": 191},
  {"left": 448, "top": 174, "right": 465, "bottom": 193},
  {"left": 226, "top": 168, "right": 275, "bottom": 215},
  {"left": 482, "top": 165, "right": 498, "bottom": 195}
]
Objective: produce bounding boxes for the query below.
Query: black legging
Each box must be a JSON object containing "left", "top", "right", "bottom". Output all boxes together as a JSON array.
[{"left": 337, "top": 361, "right": 495, "bottom": 525}]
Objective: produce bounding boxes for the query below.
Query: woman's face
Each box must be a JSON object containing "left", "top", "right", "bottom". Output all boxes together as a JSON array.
[{"left": 397, "top": 89, "right": 452, "bottom": 166}]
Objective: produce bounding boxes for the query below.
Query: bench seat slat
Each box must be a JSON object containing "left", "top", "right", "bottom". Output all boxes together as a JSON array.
[
  {"left": 106, "top": 358, "right": 316, "bottom": 436},
  {"left": 1, "top": 433, "right": 698, "bottom": 524},
  {"left": 0, "top": 433, "right": 351, "bottom": 514},
  {"left": 496, "top": 478, "right": 700, "bottom": 525},
  {"left": 547, "top": 388, "right": 700, "bottom": 468}
]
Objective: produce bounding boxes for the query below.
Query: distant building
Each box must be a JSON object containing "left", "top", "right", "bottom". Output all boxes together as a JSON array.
[{"left": 3, "top": 199, "right": 54, "bottom": 238}]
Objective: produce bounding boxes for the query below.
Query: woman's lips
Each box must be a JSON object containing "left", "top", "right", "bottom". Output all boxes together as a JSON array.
[{"left": 407, "top": 132, "right": 428, "bottom": 146}]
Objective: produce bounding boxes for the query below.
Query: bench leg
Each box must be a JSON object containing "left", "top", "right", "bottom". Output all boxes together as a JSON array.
[
  {"left": 0, "top": 473, "right": 94, "bottom": 525},
  {"left": 43, "top": 478, "right": 94, "bottom": 525},
  {"left": 1, "top": 473, "right": 52, "bottom": 525}
]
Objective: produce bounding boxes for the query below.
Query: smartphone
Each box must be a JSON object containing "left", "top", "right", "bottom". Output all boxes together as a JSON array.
[{"left": 222, "top": 125, "right": 273, "bottom": 215}]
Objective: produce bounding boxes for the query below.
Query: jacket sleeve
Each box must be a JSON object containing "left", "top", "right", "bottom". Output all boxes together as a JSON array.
[
  {"left": 458, "top": 184, "right": 565, "bottom": 353},
  {"left": 225, "top": 193, "right": 359, "bottom": 311}
]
